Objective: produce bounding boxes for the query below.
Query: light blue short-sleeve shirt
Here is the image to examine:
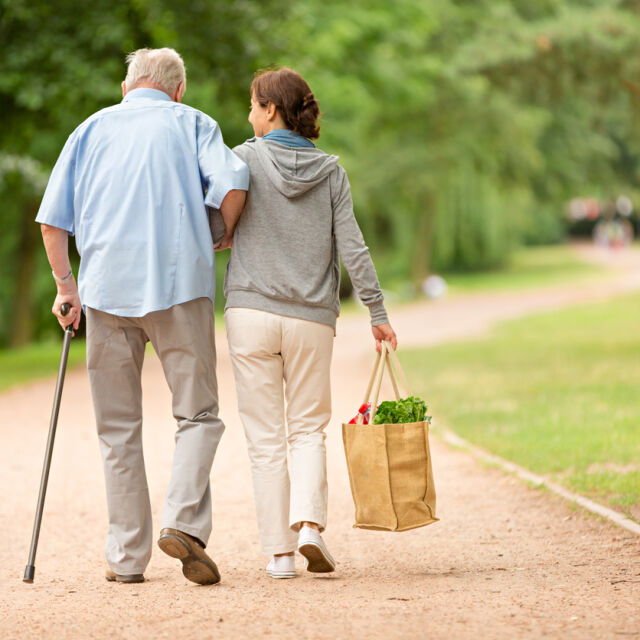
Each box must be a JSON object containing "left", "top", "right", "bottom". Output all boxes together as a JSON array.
[{"left": 35, "top": 88, "right": 249, "bottom": 317}]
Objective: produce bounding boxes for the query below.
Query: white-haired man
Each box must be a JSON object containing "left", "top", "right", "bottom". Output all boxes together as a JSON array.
[{"left": 36, "top": 48, "right": 249, "bottom": 585}]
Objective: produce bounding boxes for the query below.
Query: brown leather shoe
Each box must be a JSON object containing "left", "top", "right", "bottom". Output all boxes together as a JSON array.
[
  {"left": 157, "top": 528, "right": 220, "bottom": 585},
  {"left": 105, "top": 568, "right": 145, "bottom": 583}
]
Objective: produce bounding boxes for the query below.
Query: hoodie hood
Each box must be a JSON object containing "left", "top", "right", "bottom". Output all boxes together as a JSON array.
[{"left": 251, "top": 137, "right": 339, "bottom": 198}]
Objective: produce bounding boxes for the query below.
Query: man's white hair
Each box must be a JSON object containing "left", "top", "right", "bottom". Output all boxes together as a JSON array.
[{"left": 124, "top": 48, "right": 186, "bottom": 96}]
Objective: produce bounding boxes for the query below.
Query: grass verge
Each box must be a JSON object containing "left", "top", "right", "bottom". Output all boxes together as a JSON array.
[
  {"left": 400, "top": 292, "right": 640, "bottom": 522},
  {"left": 0, "top": 340, "right": 86, "bottom": 393},
  {"left": 443, "top": 245, "right": 605, "bottom": 294}
]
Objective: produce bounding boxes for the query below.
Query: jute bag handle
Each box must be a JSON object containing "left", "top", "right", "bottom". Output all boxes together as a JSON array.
[
  {"left": 385, "top": 341, "right": 411, "bottom": 398},
  {"left": 357, "top": 341, "right": 411, "bottom": 424}
]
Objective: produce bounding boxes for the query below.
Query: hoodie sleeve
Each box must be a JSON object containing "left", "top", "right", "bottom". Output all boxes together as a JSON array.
[{"left": 331, "top": 167, "right": 389, "bottom": 326}]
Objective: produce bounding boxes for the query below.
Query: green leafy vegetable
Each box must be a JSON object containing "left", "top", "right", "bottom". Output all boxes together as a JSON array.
[{"left": 372, "top": 396, "right": 429, "bottom": 424}]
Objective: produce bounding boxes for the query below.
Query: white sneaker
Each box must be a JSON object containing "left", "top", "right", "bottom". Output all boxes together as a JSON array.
[
  {"left": 297, "top": 526, "right": 336, "bottom": 573},
  {"left": 266, "top": 554, "right": 296, "bottom": 579}
]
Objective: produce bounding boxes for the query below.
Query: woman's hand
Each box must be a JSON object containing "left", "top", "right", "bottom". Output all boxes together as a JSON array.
[
  {"left": 214, "top": 233, "right": 234, "bottom": 251},
  {"left": 372, "top": 322, "right": 397, "bottom": 353}
]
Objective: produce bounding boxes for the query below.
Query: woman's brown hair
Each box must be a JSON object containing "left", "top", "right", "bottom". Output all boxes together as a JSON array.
[{"left": 251, "top": 67, "right": 321, "bottom": 140}]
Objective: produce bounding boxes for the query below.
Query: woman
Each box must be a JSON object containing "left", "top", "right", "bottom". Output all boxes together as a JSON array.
[{"left": 224, "top": 67, "right": 397, "bottom": 579}]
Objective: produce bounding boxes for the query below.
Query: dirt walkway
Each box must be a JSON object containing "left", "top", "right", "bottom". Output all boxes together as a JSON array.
[{"left": 1, "top": 245, "right": 639, "bottom": 639}]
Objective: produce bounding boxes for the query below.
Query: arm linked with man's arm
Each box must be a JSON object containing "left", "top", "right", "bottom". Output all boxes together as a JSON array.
[
  {"left": 197, "top": 114, "right": 249, "bottom": 249},
  {"left": 215, "top": 189, "right": 247, "bottom": 250}
]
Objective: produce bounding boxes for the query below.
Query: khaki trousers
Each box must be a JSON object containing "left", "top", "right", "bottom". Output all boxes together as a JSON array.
[
  {"left": 86, "top": 298, "right": 224, "bottom": 575},
  {"left": 225, "top": 307, "right": 334, "bottom": 555}
]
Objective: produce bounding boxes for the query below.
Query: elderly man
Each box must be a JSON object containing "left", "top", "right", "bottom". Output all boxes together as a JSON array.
[{"left": 36, "top": 48, "right": 248, "bottom": 585}]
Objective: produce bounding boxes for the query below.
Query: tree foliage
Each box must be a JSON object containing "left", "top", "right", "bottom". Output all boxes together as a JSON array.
[
  {"left": 0, "top": 0, "right": 287, "bottom": 345},
  {"left": 284, "top": 0, "right": 640, "bottom": 278},
  {"left": 1, "top": 0, "right": 639, "bottom": 345}
]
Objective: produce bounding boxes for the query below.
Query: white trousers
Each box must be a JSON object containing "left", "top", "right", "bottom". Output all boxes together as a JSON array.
[{"left": 225, "top": 308, "right": 334, "bottom": 555}]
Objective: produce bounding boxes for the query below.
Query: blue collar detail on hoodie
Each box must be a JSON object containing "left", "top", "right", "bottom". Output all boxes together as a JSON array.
[{"left": 262, "top": 128, "right": 315, "bottom": 148}]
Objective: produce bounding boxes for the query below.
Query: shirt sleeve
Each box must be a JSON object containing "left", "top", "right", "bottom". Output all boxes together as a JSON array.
[
  {"left": 34, "top": 131, "right": 78, "bottom": 234},
  {"left": 331, "top": 167, "right": 389, "bottom": 326},
  {"left": 197, "top": 113, "right": 249, "bottom": 209}
]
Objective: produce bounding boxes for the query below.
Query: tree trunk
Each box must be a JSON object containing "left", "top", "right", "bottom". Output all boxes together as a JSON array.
[
  {"left": 10, "top": 203, "right": 40, "bottom": 348},
  {"left": 411, "top": 202, "right": 435, "bottom": 284}
]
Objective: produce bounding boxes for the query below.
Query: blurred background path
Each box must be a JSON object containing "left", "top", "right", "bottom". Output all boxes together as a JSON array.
[
  {"left": 342, "top": 243, "right": 640, "bottom": 349},
  {"left": 0, "top": 244, "right": 639, "bottom": 640}
]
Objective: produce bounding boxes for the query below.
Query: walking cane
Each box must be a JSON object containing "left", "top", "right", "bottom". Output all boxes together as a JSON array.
[{"left": 23, "top": 303, "right": 74, "bottom": 583}]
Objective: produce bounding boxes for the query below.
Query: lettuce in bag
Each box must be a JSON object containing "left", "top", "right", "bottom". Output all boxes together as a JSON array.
[{"left": 372, "top": 396, "right": 429, "bottom": 425}]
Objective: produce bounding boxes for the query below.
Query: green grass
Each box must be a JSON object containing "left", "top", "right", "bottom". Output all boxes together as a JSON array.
[
  {"left": 0, "top": 340, "right": 86, "bottom": 393},
  {"left": 443, "top": 245, "right": 605, "bottom": 294},
  {"left": 400, "top": 292, "right": 640, "bottom": 521}
]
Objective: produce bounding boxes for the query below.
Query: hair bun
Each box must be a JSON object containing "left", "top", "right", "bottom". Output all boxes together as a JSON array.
[{"left": 302, "top": 93, "right": 317, "bottom": 109}]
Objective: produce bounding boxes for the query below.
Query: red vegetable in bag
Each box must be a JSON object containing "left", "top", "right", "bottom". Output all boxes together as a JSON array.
[{"left": 348, "top": 403, "right": 372, "bottom": 425}]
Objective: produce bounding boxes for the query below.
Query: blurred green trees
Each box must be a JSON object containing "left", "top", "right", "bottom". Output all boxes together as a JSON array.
[
  {"left": 288, "top": 0, "right": 640, "bottom": 279},
  {"left": 0, "top": 0, "right": 288, "bottom": 345},
  {"left": 1, "top": 0, "right": 639, "bottom": 346}
]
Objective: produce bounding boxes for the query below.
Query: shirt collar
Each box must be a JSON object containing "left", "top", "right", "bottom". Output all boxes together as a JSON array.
[{"left": 122, "top": 88, "right": 172, "bottom": 103}]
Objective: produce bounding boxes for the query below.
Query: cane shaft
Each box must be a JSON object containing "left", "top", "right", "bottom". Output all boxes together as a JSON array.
[{"left": 23, "top": 325, "right": 73, "bottom": 582}]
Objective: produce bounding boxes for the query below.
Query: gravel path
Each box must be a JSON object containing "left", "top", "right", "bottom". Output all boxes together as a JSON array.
[{"left": 1, "top": 245, "right": 639, "bottom": 639}]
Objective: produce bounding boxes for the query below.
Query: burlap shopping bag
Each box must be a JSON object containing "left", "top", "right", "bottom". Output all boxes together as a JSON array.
[{"left": 342, "top": 341, "right": 438, "bottom": 531}]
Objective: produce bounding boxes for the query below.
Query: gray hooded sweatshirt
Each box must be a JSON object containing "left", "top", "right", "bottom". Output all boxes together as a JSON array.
[{"left": 223, "top": 137, "right": 388, "bottom": 330}]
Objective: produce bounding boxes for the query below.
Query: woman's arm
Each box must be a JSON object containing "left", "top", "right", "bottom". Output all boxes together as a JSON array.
[
  {"left": 331, "top": 168, "right": 397, "bottom": 351},
  {"left": 214, "top": 189, "right": 247, "bottom": 250}
]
